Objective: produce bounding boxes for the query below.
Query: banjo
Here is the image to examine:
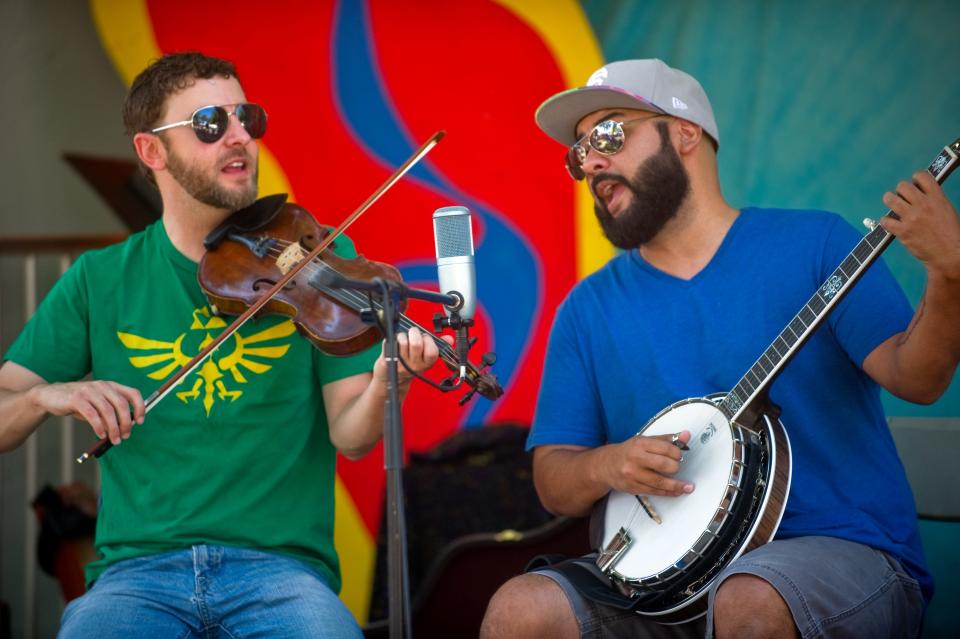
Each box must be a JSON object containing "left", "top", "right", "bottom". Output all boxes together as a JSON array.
[{"left": 595, "top": 137, "right": 960, "bottom": 624}]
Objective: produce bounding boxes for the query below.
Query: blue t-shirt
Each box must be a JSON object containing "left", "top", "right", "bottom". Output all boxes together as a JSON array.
[{"left": 529, "top": 207, "right": 931, "bottom": 603}]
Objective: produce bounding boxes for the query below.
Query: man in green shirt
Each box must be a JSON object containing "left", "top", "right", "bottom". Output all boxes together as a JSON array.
[{"left": 0, "top": 51, "right": 444, "bottom": 638}]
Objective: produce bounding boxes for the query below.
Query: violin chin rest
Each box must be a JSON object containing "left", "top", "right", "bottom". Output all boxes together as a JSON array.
[{"left": 203, "top": 193, "right": 289, "bottom": 249}]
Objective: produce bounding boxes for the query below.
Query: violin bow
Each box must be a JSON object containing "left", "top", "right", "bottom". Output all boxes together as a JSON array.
[{"left": 78, "top": 131, "right": 445, "bottom": 463}]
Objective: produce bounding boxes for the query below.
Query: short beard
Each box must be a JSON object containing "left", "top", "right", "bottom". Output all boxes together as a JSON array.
[
  {"left": 592, "top": 121, "right": 690, "bottom": 249},
  {"left": 163, "top": 139, "right": 258, "bottom": 211}
]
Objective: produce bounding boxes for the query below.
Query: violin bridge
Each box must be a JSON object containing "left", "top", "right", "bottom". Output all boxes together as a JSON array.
[{"left": 276, "top": 242, "right": 307, "bottom": 275}]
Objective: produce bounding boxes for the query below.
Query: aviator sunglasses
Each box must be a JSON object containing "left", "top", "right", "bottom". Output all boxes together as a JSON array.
[
  {"left": 565, "top": 115, "right": 664, "bottom": 181},
  {"left": 151, "top": 103, "right": 268, "bottom": 143}
]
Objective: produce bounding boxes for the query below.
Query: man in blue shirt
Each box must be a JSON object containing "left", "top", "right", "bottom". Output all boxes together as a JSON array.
[{"left": 481, "top": 59, "right": 959, "bottom": 638}]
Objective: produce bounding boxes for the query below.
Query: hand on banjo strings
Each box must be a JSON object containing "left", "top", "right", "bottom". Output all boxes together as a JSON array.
[{"left": 602, "top": 430, "right": 695, "bottom": 497}]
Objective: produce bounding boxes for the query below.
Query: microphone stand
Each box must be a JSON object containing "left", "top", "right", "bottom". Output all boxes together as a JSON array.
[
  {"left": 377, "top": 279, "right": 412, "bottom": 639},
  {"left": 322, "top": 273, "right": 460, "bottom": 639}
]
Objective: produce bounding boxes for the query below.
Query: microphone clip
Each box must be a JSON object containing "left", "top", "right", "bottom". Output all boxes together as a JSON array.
[
  {"left": 428, "top": 310, "right": 501, "bottom": 404},
  {"left": 432, "top": 308, "right": 472, "bottom": 333},
  {"left": 433, "top": 309, "right": 474, "bottom": 389}
]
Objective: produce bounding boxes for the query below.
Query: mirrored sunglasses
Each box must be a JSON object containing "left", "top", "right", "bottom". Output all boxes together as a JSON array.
[
  {"left": 564, "top": 115, "right": 663, "bottom": 181},
  {"left": 151, "top": 103, "right": 268, "bottom": 143}
]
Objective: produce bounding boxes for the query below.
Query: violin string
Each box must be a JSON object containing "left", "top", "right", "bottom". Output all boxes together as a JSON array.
[
  {"left": 258, "top": 242, "right": 441, "bottom": 337},
  {"left": 244, "top": 239, "right": 465, "bottom": 371},
  {"left": 296, "top": 263, "right": 462, "bottom": 368}
]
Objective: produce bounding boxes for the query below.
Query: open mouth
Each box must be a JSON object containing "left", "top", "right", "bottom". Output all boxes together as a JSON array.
[
  {"left": 221, "top": 158, "right": 248, "bottom": 175},
  {"left": 594, "top": 179, "right": 626, "bottom": 215}
]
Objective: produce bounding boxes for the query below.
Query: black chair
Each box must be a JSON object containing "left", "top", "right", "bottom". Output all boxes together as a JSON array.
[
  {"left": 363, "top": 516, "right": 589, "bottom": 638},
  {"left": 0, "top": 598, "right": 10, "bottom": 639},
  {"left": 364, "top": 423, "right": 590, "bottom": 638}
]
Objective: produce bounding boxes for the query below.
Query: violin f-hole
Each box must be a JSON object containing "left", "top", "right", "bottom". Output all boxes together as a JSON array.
[
  {"left": 253, "top": 278, "right": 297, "bottom": 292},
  {"left": 299, "top": 232, "right": 336, "bottom": 253},
  {"left": 226, "top": 232, "right": 275, "bottom": 258}
]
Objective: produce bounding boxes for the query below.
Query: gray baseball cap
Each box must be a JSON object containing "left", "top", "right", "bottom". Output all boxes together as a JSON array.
[{"left": 535, "top": 59, "right": 719, "bottom": 149}]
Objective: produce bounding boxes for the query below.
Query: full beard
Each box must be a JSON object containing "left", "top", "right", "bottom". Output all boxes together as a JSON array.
[
  {"left": 592, "top": 122, "right": 690, "bottom": 250},
  {"left": 164, "top": 143, "right": 259, "bottom": 211}
]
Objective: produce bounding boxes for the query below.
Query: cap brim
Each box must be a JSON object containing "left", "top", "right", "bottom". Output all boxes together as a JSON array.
[{"left": 535, "top": 86, "right": 665, "bottom": 146}]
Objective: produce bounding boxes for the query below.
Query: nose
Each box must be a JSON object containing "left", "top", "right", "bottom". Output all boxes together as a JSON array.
[
  {"left": 580, "top": 146, "right": 611, "bottom": 178},
  {"left": 221, "top": 111, "right": 252, "bottom": 146}
]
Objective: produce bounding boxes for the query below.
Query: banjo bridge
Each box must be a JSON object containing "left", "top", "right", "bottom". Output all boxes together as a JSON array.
[
  {"left": 638, "top": 496, "right": 663, "bottom": 524},
  {"left": 597, "top": 526, "right": 632, "bottom": 573}
]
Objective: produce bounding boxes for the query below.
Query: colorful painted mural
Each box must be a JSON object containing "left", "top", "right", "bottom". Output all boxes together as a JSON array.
[{"left": 89, "top": 0, "right": 608, "bottom": 620}]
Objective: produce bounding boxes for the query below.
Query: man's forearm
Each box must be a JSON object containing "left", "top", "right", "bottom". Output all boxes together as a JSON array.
[
  {"left": 0, "top": 386, "right": 48, "bottom": 453},
  {"left": 328, "top": 376, "right": 412, "bottom": 460},
  {"left": 879, "top": 272, "right": 960, "bottom": 403},
  {"left": 533, "top": 445, "right": 614, "bottom": 517},
  {"left": 533, "top": 435, "right": 691, "bottom": 517}
]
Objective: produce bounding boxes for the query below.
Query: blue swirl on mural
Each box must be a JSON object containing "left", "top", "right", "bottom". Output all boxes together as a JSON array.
[{"left": 331, "top": 0, "right": 540, "bottom": 426}]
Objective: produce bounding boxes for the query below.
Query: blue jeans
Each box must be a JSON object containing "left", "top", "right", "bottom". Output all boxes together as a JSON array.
[{"left": 58, "top": 545, "right": 362, "bottom": 639}]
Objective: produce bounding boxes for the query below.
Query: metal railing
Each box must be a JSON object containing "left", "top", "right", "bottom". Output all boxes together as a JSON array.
[{"left": 1, "top": 234, "right": 124, "bottom": 639}]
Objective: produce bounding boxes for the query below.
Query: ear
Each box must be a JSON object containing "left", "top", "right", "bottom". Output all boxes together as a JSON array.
[
  {"left": 674, "top": 119, "right": 703, "bottom": 155},
  {"left": 133, "top": 132, "right": 167, "bottom": 172}
]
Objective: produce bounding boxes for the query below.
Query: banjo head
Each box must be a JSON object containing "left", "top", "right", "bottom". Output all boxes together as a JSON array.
[{"left": 601, "top": 397, "right": 749, "bottom": 585}]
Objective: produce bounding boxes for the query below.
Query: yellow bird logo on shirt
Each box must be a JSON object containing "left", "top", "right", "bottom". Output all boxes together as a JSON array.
[{"left": 117, "top": 306, "right": 294, "bottom": 416}]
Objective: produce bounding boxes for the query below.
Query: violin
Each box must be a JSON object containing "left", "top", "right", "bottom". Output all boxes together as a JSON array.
[
  {"left": 198, "top": 194, "right": 503, "bottom": 400},
  {"left": 77, "top": 131, "right": 499, "bottom": 464}
]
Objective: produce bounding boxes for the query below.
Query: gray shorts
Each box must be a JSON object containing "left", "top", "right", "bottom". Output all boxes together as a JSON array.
[{"left": 532, "top": 536, "right": 923, "bottom": 639}]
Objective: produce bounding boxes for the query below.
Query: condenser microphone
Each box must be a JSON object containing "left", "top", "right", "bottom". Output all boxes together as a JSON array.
[{"left": 433, "top": 206, "right": 476, "bottom": 320}]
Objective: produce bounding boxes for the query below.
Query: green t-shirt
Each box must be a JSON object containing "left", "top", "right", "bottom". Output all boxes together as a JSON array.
[{"left": 4, "top": 220, "right": 379, "bottom": 591}]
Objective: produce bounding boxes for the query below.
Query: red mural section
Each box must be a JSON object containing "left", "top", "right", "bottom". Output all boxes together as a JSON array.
[
  {"left": 368, "top": 0, "right": 576, "bottom": 419},
  {"left": 145, "top": 0, "right": 577, "bottom": 535}
]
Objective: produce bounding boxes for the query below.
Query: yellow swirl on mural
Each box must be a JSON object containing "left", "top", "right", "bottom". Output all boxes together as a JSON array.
[
  {"left": 87, "top": 0, "right": 295, "bottom": 203},
  {"left": 494, "top": 0, "right": 614, "bottom": 278}
]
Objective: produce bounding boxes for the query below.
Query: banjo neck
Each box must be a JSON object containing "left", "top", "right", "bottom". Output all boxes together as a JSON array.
[{"left": 719, "top": 138, "right": 960, "bottom": 427}]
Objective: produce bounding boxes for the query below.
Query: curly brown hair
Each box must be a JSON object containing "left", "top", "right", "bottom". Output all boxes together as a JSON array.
[
  {"left": 122, "top": 51, "right": 239, "bottom": 136},
  {"left": 122, "top": 51, "right": 240, "bottom": 183}
]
